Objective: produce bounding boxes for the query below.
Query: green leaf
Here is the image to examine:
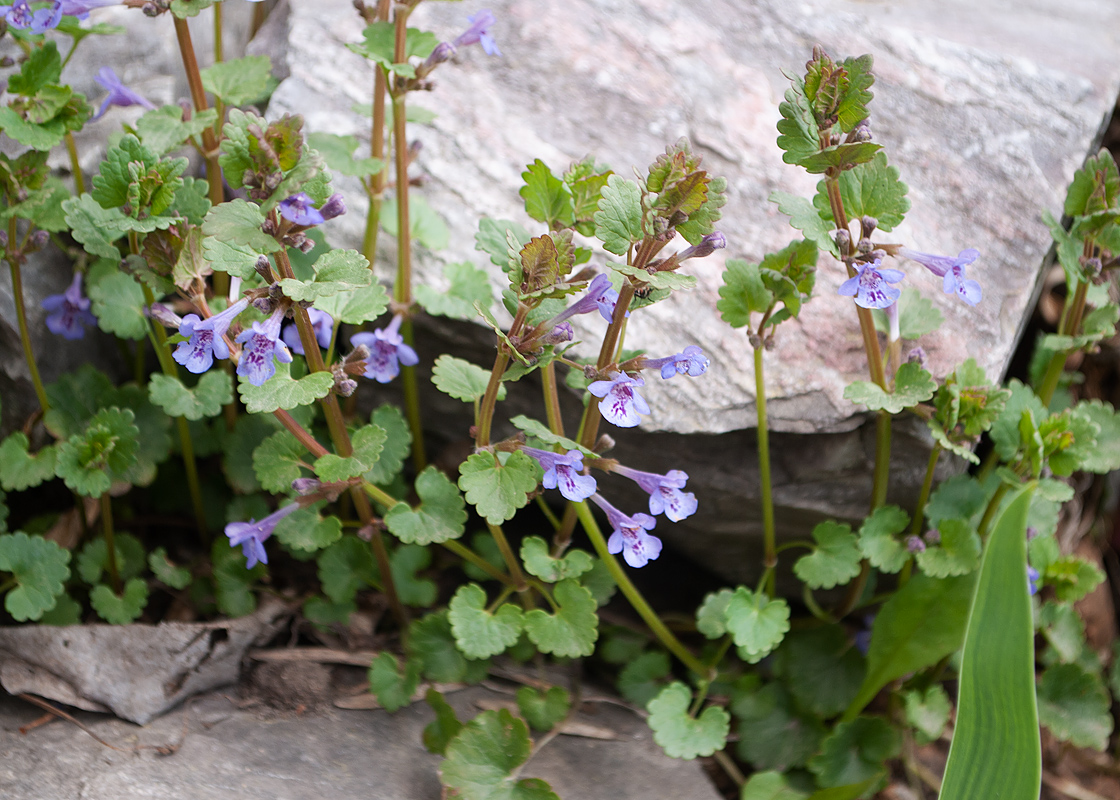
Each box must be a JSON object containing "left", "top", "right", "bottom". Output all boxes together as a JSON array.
[
  {"left": 520, "top": 159, "right": 574, "bottom": 229},
  {"left": 740, "top": 771, "right": 809, "bottom": 800},
  {"left": 1038, "top": 601, "right": 1087, "bottom": 664},
  {"left": 1065, "top": 149, "right": 1119, "bottom": 217},
  {"left": 409, "top": 611, "right": 490, "bottom": 684},
  {"left": 844, "top": 362, "right": 936, "bottom": 414},
  {"left": 476, "top": 217, "right": 532, "bottom": 270},
  {"left": 148, "top": 547, "right": 191, "bottom": 590},
  {"left": 364, "top": 404, "right": 410, "bottom": 486},
  {"left": 312, "top": 280, "right": 390, "bottom": 325},
  {"left": 0, "top": 532, "right": 71, "bottom": 622},
  {"left": 1043, "top": 556, "right": 1106, "bottom": 604},
  {"left": 237, "top": 362, "right": 334, "bottom": 413},
  {"left": 508, "top": 415, "right": 592, "bottom": 455},
  {"left": 523, "top": 579, "right": 598, "bottom": 657},
  {"left": 940, "top": 487, "right": 1041, "bottom": 800},
  {"left": 769, "top": 191, "right": 839, "bottom": 257},
  {"left": 76, "top": 536, "right": 144, "bottom": 585},
  {"left": 347, "top": 22, "right": 438, "bottom": 74},
  {"left": 252, "top": 430, "right": 306, "bottom": 493},
  {"left": 384, "top": 466, "right": 467, "bottom": 545},
  {"left": 857, "top": 505, "right": 910, "bottom": 573},
  {"left": 170, "top": 0, "right": 215, "bottom": 18},
  {"left": 432, "top": 355, "right": 506, "bottom": 403},
  {"left": 647, "top": 682, "right": 730, "bottom": 760},
  {"left": 317, "top": 535, "right": 377, "bottom": 604},
  {"left": 1076, "top": 399, "right": 1120, "bottom": 473},
  {"left": 8, "top": 42, "right": 61, "bottom": 96},
  {"left": 0, "top": 434, "right": 57, "bottom": 491},
  {"left": 313, "top": 424, "right": 387, "bottom": 483},
  {"left": 808, "top": 716, "right": 898, "bottom": 788},
  {"left": 915, "top": 518, "right": 981, "bottom": 578},
  {"left": 520, "top": 537, "right": 592, "bottom": 582},
  {"left": 594, "top": 174, "right": 643, "bottom": 256},
  {"left": 772, "top": 625, "right": 866, "bottom": 717},
  {"left": 794, "top": 520, "right": 862, "bottom": 589},
  {"left": 278, "top": 249, "right": 371, "bottom": 302},
  {"left": 89, "top": 271, "right": 149, "bottom": 340},
  {"left": 844, "top": 572, "right": 975, "bottom": 720},
  {"left": 148, "top": 371, "right": 232, "bottom": 421},
  {"left": 201, "top": 55, "right": 277, "bottom": 106},
  {"left": 89, "top": 578, "right": 149, "bottom": 624},
  {"left": 415, "top": 261, "right": 493, "bottom": 319},
  {"left": 617, "top": 650, "right": 670, "bottom": 706},
  {"left": 211, "top": 536, "right": 266, "bottom": 617},
  {"left": 872, "top": 287, "right": 943, "bottom": 339},
  {"left": 307, "top": 132, "right": 384, "bottom": 178},
  {"left": 200, "top": 236, "right": 268, "bottom": 280},
  {"left": 423, "top": 688, "right": 464, "bottom": 755},
  {"left": 135, "top": 105, "right": 220, "bottom": 156},
  {"left": 732, "top": 681, "right": 825, "bottom": 770},
  {"left": 799, "top": 142, "right": 882, "bottom": 174},
  {"left": 516, "top": 686, "right": 570, "bottom": 732},
  {"left": 696, "top": 588, "right": 734, "bottom": 638},
  {"left": 91, "top": 135, "right": 185, "bottom": 218},
  {"left": 775, "top": 73, "right": 820, "bottom": 168},
  {"left": 458, "top": 451, "right": 541, "bottom": 526},
  {"left": 54, "top": 407, "right": 140, "bottom": 496},
  {"left": 61, "top": 193, "right": 125, "bottom": 258},
  {"left": 725, "top": 587, "right": 790, "bottom": 663},
  {"left": 38, "top": 592, "right": 82, "bottom": 626},
  {"left": 1037, "top": 663, "right": 1113, "bottom": 750},
  {"left": 718, "top": 258, "right": 773, "bottom": 327},
  {"left": 445, "top": 578, "right": 524, "bottom": 654},
  {"left": 273, "top": 507, "right": 342, "bottom": 555},
  {"left": 368, "top": 652, "right": 421, "bottom": 713},
  {"left": 201, "top": 198, "right": 281, "bottom": 253},
  {"left": 440, "top": 709, "right": 559, "bottom": 800},
  {"left": 390, "top": 544, "right": 437, "bottom": 607},
  {"left": 904, "top": 685, "right": 951, "bottom": 745},
  {"left": 990, "top": 380, "right": 1048, "bottom": 462},
  {"left": 612, "top": 261, "right": 696, "bottom": 292},
  {"left": 813, "top": 152, "right": 910, "bottom": 231}
]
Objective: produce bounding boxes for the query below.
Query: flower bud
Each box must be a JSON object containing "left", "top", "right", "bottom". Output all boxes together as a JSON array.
[
  {"left": 254, "top": 255, "right": 273, "bottom": 281},
  {"left": 924, "top": 528, "right": 941, "bottom": 545},
  {"left": 319, "top": 193, "right": 347, "bottom": 221},
  {"left": 860, "top": 215, "right": 878, "bottom": 236},
  {"left": 148, "top": 302, "right": 183, "bottom": 329},
  {"left": 593, "top": 434, "right": 616, "bottom": 454},
  {"left": 541, "top": 322, "right": 574, "bottom": 346},
  {"left": 906, "top": 535, "right": 926, "bottom": 553},
  {"left": 297, "top": 236, "right": 315, "bottom": 254},
  {"left": 834, "top": 228, "right": 851, "bottom": 253},
  {"left": 907, "top": 347, "right": 927, "bottom": 368},
  {"left": 291, "top": 478, "right": 322, "bottom": 495},
  {"left": 857, "top": 237, "right": 874, "bottom": 254}
]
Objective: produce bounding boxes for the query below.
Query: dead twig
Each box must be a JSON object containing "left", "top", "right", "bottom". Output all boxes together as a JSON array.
[
  {"left": 16, "top": 693, "right": 194, "bottom": 756},
  {"left": 248, "top": 646, "right": 379, "bottom": 667}
]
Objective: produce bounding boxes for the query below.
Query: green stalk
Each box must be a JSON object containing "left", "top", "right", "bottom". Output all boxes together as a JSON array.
[
  {"left": 487, "top": 520, "right": 530, "bottom": 594},
  {"left": 574, "top": 500, "right": 710, "bottom": 678},
  {"left": 909, "top": 444, "right": 942, "bottom": 539},
  {"left": 871, "top": 409, "right": 891, "bottom": 509},
  {"left": 754, "top": 345, "right": 776, "bottom": 593},
  {"left": 6, "top": 244, "right": 49, "bottom": 413},
  {"left": 100, "top": 492, "right": 122, "bottom": 594},
  {"left": 273, "top": 248, "right": 408, "bottom": 632},
  {"left": 64, "top": 132, "right": 85, "bottom": 196},
  {"left": 212, "top": 1, "right": 225, "bottom": 137},
  {"left": 440, "top": 539, "right": 516, "bottom": 587},
  {"left": 541, "top": 361, "right": 565, "bottom": 438},
  {"left": 361, "top": 0, "right": 391, "bottom": 264},
  {"left": 977, "top": 483, "right": 1009, "bottom": 540}
]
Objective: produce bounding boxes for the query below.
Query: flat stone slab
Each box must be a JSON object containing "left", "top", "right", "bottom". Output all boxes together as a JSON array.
[{"left": 0, "top": 687, "right": 722, "bottom": 800}]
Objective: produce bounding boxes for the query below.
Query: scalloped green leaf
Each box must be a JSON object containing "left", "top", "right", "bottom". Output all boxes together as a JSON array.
[
  {"left": 148, "top": 371, "right": 232, "bottom": 421},
  {"left": 523, "top": 579, "right": 598, "bottom": 657},
  {"left": 458, "top": 451, "right": 541, "bottom": 526},
  {"left": 725, "top": 587, "right": 790, "bottom": 663},
  {"left": 769, "top": 190, "right": 839, "bottom": 257},
  {"left": 89, "top": 271, "right": 149, "bottom": 340},
  {"left": 201, "top": 198, "right": 281, "bottom": 252},
  {"left": 808, "top": 716, "right": 898, "bottom": 789},
  {"left": 313, "top": 280, "right": 390, "bottom": 326},
  {"left": 384, "top": 466, "right": 467, "bottom": 545},
  {"left": 844, "top": 362, "right": 936, "bottom": 414},
  {"left": 313, "top": 423, "right": 387, "bottom": 483},
  {"left": 647, "top": 681, "right": 730, "bottom": 760},
  {"left": 594, "top": 174, "right": 643, "bottom": 256},
  {"left": 0, "top": 434, "right": 57, "bottom": 492},
  {"left": 0, "top": 532, "right": 71, "bottom": 622},
  {"left": 857, "top": 505, "right": 911, "bottom": 573},
  {"left": 201, "top": 55, "right": 277, "bottom": 106},
  {"left": 278, "top": 249, "right": 371, "bottom": 302},
  {"left": 448, "top": 583, "right": 524, "bottom": 660},
  {"left": 915, "top": 518, "right": 981, "bottom": 578},
  {"left": 237, "top": 362, "right": 334, "bottom": 413},
  {"left": 432, "top": 355, "right": 506, "bottom": 403},
  {"left": 89, "top": 578, "right": 149, "bottom": 624},
  {"left": 520, "top": 537, "right": 593, "bottom": 583},
  {"left": 440, "top": 709, "right": 559, "bottom": 800},
  {"left": 793, "top": 520, "right": 861, "bottom": 589},
  {"left": 317, "top": 535, "right": 378, "bottom": 605},
  {"left": 368, "top": 652, "right": 422, "bottom": 713}
]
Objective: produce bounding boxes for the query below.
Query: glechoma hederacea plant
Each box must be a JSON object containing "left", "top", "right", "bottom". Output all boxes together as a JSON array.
[{"left": 0, "top": 3, "right": 1118, "bottom": 797}]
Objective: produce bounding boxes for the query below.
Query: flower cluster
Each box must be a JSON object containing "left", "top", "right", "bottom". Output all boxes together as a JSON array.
[
  {"left": 1, "top": 0, "right": 118, "bottom": 33},
  {"left": 41, "top": 272, "right": 96, "bottom": 340},
  {"left": 836, "top": 247, "right": 983, "bottom": 310},
  {"left": 173, "top": 298, "right": 249, "bottom": 375}
]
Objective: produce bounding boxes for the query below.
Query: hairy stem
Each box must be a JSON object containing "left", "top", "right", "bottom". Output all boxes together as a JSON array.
[
  {"left": 754, "top": 345, "right": 776, "bottom": 592},
  {"left": 361, "top": 0, "right": 391, "bottom": 264}
]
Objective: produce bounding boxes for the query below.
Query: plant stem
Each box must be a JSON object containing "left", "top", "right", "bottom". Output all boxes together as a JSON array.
[
  {"left": 64, "top": 132, "right": 85, "bottom": 196},
  {"left": 441, "top": 539, "right": 516, "bottom": 587},
  {"left": 574, "top": 501, "right": 710, "bottom": 678},
  {"left": 100, "top": 492, "right": 122, "bottom": 594},
  {"left": 871, "top": 409, "right": 891, "bottom": 509},
  {"left": 487, "top": 521, "right": 529, "bottom": 592},
  {"left": 7, "top": 247, "right": 49, "bottom": 413},
  {"left": 909, "top": 444, "right": 942, "bottom": 538},
  {"left": 272, "top": 247, "right": 407, "bottom": 632},
  {"left": 541, "top": 361, "right": 565, "bottom": 438},
  {"left": 172, "top": 15, "right": 226, "bottom": 295},
  {"left": 977, "top": 483, "right": 1009, "bottom": 540},
  {"left": 361, "top": 0, "right": 391, "bottom": 265},
  {"left": 754, "top": 345, "right": 777, "bottom": 593}
]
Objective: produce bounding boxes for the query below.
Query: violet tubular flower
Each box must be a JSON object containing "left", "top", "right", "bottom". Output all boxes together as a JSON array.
[
  {"left": 225, "top": 503, "right": 300, "bottom": 569},
  {"left": 281, "top": 308, "right": 333, "bottom": 355},
  {"left": 521, "top": 446, "right": 597, "bottom": 502},
  {"left": 611, "top": 465, "right": 698, "bottom": 522},
  {"left": 92, "top": 67, "right": 156, "bottom": 120},
  {"left": 591, "top": 494, "right": 662, "bottom": 568},
  {"left": 173, "top": 298, "right": 248, "bottom": 374},
  {"left": 350, "top": 314, "right": 418, "bottom": 384},
  {"left": 2, "top": 0, "right": 60, "bottom": 32},
  {"left": 236, "top": 307, "right": 292, "bottom": 386},
  {"left": 541, "top": 274, "right": 615, "bottom": 330},
  {"left": 58, "top": 0, "right": 121, "bottom": 20},
  {"left": 644, "top": 345, "right": 710, "bottom": 380},
  {"left": 587, "top": 372, "right": 649, "bottom": 428},
  {"left": 278, "top": 192, "right": 326, "bottom": 227},
  {"left": 42, "top": 272, "right": 97, "bottom": 340},
  {"left": 1028, "top": 566, "right": 1041, "bottom": 596},
  {"left": 898, "top": 246, "right": 982, "bottom": 306},
  {"left": 453, "top": 9, "right": 501, "bottom": 56},
  {"left": 837, "top": 258, "right": 905, "bottom": 309}
]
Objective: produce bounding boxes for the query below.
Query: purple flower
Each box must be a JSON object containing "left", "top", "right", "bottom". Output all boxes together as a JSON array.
[
  {"left": 541, "top": 322, "right": 573, "bottom": 346},
  {"left": 644, "top": 345, "right": 710, "bottom": 379},
  {"left": 906, "top": 535, "right": 926, "bottom": 554},
  {"left": 522, "top": 447, "right": 597, "bottom": 502},
  {"left": 173, "top": 298, "right": 248, "bottom": 374},
  {"left": 542, "top": 274, "right": 616, "bottom": 329},
  {"left": 318, "top": 193, "right": 346, "bottom": 221},
  {"left": 591, "top": 494, "right": 662, "bottom": 568},
  {"left": 1, "top": 0, "right": 61, "bottom": 32},
  {"left": 676, "top": 231, "right": 727, "bottom": 262},
  {"left": 837, "top": 258, "right": 905, "bottom": 309},
  {"left": 225, "top": 503, "right": 300, "bottom": 569},
  {"left": 236, "top": 308, "right": 292, "bottom": 386},
  {"left": 587, "top": 372, "right": 649, "bottom": 428},
  {"left": 612, "top": 465, "right": 697, "bottom": 522},
  {"left": 91, "top": 67, "right": 156, "bottom": 121},
  {"left": 596, "top": 284, "right": 629, "bottom": 323},
  {"left": 58, "top": 0, "right": 121, "bottom": 20},
  {"left": 281, "top": 308, "right": 333, "bottom": 355},
  {"left": 898, "top": 247, "right": 982, "bottom": 306},
  {"left": 1028, "top": 566, "right": 1041, "bottom": 596},
  {"left": 41, "top": 272, "right": 97, "bottom": 340},
  {"left": 278, "top": 193, "right": 326, "bottom": 227},
  {"left": 350, "top": 314, "right": 419, "bottom": 384},
  {"left": 453, "top": 9, "right": 500, "bottom": 56}
]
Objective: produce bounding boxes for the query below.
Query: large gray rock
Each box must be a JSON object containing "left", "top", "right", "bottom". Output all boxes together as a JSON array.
[
  {"left": 0, "top": 686, "right": 723, "bottom": 800},
  {"left": 263, "top": 0, "right": 1120, "bottom": 579}
]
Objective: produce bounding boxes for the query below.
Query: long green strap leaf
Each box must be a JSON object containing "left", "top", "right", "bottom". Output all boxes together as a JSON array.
[{"left": 939, "top": 485, "right": 1040, "bottom": 800}]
